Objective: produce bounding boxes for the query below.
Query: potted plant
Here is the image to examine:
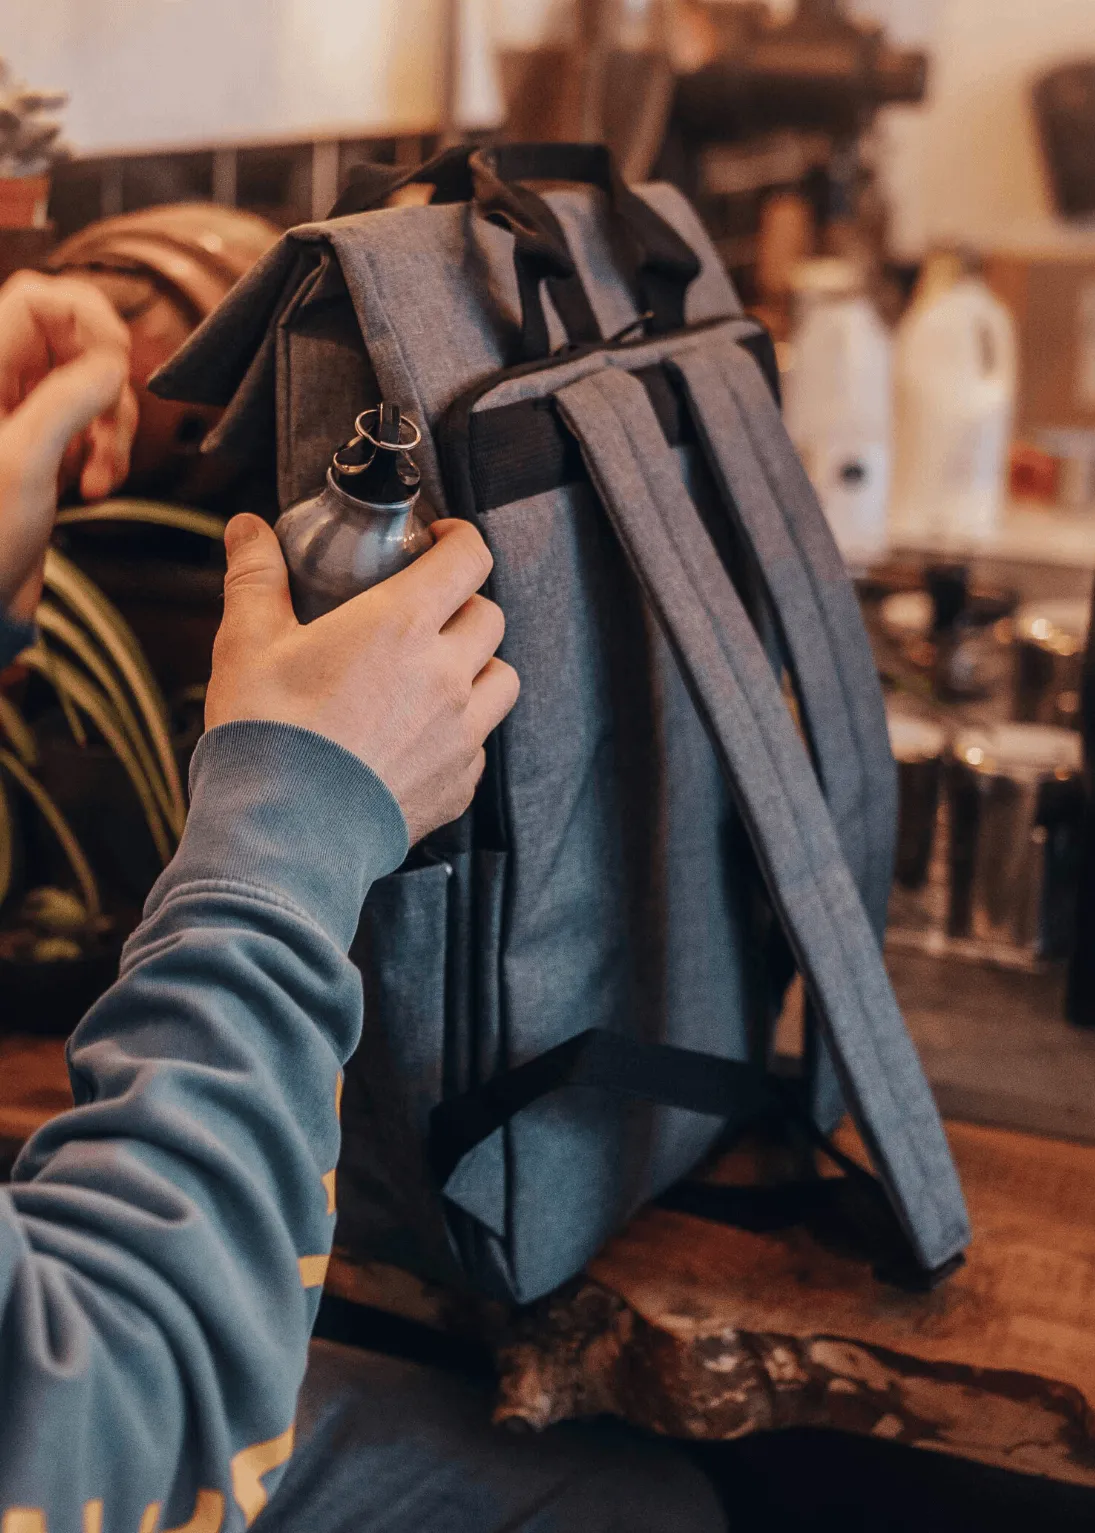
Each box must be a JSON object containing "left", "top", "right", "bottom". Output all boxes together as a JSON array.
[
  {"left": 0, "top": 502, "right": 225, "bottom": 1035},
  {"left": 0, "top": 57, "right": 68, "bottom": 279}
]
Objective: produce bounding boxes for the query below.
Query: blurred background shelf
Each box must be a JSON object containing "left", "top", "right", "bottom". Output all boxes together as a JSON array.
[
  {"left": 890, "top": 945, "right": 1095, "bottom": 1145},
  {"left": 888, "top": 501, "right": 1095, "bottom": 573}
]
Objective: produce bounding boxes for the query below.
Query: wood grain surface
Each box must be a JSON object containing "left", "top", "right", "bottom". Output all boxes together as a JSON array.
[
  {"left": 0, "top": 1036, "right": 71, "bottom": 1169},
  {"left": 494, "top": 1122, "right": 1095, "bottom": 1486}
]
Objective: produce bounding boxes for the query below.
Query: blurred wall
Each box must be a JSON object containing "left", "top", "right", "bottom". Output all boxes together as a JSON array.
[
  {"left": 490, "top": 0, "right": 1095, "bottom": 257},
  {"left": 1, "top": 0, "right": 502, "bottom": 153},
  {"left": 866, "top": 0, "right": 1095, "bottom": 256},
  {"left": 695, "top": 0, "right": 1095, "bottom": 257},
  {"left": 5, "top": 0, "right": 1094, "bottom": 259}
]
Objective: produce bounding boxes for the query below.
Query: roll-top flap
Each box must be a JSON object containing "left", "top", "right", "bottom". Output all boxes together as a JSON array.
[{"left": 149, "top": 172, "right": 739, "bottom": 512}]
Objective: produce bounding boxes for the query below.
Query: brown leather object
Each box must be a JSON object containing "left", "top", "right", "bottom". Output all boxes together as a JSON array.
[{"left": 47, "top": 203, "right": 280, "bottom": 500}]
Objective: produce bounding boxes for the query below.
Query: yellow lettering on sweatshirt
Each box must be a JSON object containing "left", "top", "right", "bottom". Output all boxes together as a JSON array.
[
  {"left": 297, "top": 1253, "right": 329, "bottom": 1288},
  {"left": 162, "top": 1490, "right": 223, "bottom": 1533},
  {"left": 231, "top": 1427, "right": 295, "bottom": 1527},
  {"left": 2, "top": 1512, "right": 46, "bottom": 1533}
]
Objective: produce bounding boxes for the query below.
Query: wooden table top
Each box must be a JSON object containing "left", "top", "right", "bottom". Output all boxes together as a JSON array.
[
  {"left": 5, "top": 1034, "right": 1095, "bottom": 1485},
  {"left": 0, "top": 1035, "right": 72, "bottom": 1171},
  {"left": 489, "top": 1120, "right": 1095, "bottom": 1487}
]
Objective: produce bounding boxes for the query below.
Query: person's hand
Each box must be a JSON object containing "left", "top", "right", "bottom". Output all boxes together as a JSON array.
[
  {"left": 0, "top": 271, "right": 139, "bottom": 620},
  {"left": 206, "top": 515, "right": 520, "bottom": 843}
]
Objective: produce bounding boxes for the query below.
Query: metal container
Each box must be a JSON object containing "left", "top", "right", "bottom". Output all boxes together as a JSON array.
[
  {"left": 877, "top": 575, "right": 1015, "bottom": 708},
  {"left": 276, "top": 404, "right": 433, "bottom": 624},
  {"left": 1014, "top": 597, "right": 1090, "bottom": 730},
  {"left": 887, "top": 708, "right": 946, "bottom": 891},
  {"left": 948, "top": 723, "right": 1085, "bottom": 959}
]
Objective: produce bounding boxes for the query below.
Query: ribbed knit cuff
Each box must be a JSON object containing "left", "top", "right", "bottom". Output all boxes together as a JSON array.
[{"left": 157, "top": 720, "right": 409, "bottom": 949}]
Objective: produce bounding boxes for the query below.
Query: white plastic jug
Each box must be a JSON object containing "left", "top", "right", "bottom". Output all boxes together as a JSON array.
[
  {"left": 783, "top": 259, "right": 893, "bottom": 562},
  {"left": 890, "top": 274, "right": 1017, "bottom": 544}
]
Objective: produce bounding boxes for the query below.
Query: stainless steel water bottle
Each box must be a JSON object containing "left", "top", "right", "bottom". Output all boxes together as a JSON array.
[{"left": 275, "top": 402, "right": 433, "bottom": 623}]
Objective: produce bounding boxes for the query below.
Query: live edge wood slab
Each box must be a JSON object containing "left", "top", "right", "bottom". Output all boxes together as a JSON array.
[{"left": 488, "top": 1122, "right": 1095, "bottom": 1488}]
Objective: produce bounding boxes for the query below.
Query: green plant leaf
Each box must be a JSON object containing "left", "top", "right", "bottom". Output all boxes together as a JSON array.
[
  {"left": 56, "top": 498, "right": 228, "bottom": 542},
  {"left": 0, "top": 776, "right": 13, "bottom": 912},
  {"left": 18, "top": 644, "right": 175, "bottom": 867},
  {"left": 42, "top": 548, "right": 186, "bottom": 829},
  {"left": 0, "top": 693, "right": 37, "bottom": 769},
  {"left": 0, "top": 749, "right": 101, "bottom": 920},
  {"left": 39, "top": 634, "right": 88, "bottom": 749},
  {"left": 36, "top": 599, "right": 182, "bottom": 838}
]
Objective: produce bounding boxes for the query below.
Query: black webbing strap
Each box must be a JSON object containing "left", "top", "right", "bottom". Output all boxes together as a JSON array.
[
  {"left": 328, "top": 146, "right": 475, "bottom": 217},
  {"left": 429, "top": 1028, "right": 773, "bottom": 1190},
  {"left": 462, "top": 328, "right": 779, "bottom": 516},
  {"left": 331, "top": 142, "right": 702, "bottom": 352},
  {"left": 657, "top": 1178, "right": 964, "bottom": 1292},
  {"left": 659, "top": 1091, "right": 965, "bottom": 1291},
  {"left": 479, "top": 143, "right": 701, "bottom": 333},
  {"left": 428, "top": 1030, "right": 961, "bottom": 1292},
  {"left": 331, "top": 146, "right": 595, "bottom": 362}
]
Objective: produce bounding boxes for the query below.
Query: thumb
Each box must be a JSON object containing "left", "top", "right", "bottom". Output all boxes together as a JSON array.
[
  {"left": 221, "top": 514, "right": 295, "bottom": 642},
  {"left": 3, "top": 349, "right": 129, "bottom": 494}
]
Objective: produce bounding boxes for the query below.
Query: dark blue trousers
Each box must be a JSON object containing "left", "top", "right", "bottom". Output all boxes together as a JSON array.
[{"left": 257, "top": 1340, "right": 728, "bottom": 1532}]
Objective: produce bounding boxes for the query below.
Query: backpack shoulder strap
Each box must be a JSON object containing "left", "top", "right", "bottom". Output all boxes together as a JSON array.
[
  {"left": 673, "top": 337, "right": 897, "bottom": 1128},
  {"left": 553, "top": 364, "right": 969, "bottom": 1277},
  {"left": 674, "top": 340, "right": 897, "bottom": 937}
]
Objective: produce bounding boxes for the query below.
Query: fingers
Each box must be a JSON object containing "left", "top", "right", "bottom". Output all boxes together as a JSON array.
[
  {"left": 383, "top": 519, "right": 493, "bottom": 629},
  {"left": 0, "top": 271, "right": 130, "bottom": 411},
  {"left": 466, "top": 656, "right": 521, "bottom": 743},
  {"left": 219, "top": 515, "right": 296, "bottom": 645},
  {"left": 441, "top": 593, "right": 505, "bottom": 678},
  {"left": 406, "top": 749, "right": 487, "bottom": 846},
  {"left": 0, "top": 272, "right": 136, "bottom": 509},
  {"left": 80, "top": 376, "right": 139, "bottom": 501},
  {"left": 413, "top": 669, "right": 512, "bottom": 840},
  {"left": 0, "top": 349, "right": 130, "bottom": 504},
  {"left": 6, "top": 558, "right": 45, "bottom": 625}
]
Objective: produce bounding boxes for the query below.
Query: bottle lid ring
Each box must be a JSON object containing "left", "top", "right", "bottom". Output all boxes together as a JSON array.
[{"left": 354, "top": 407, "right": 422, "bottom": 452}]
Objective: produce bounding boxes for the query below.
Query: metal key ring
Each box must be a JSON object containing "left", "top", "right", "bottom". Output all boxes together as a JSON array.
[
  {"left": 354, "top": 407, "right": 422, "bottom": 452},
  {"left": 332, "top": 433, "right": 372, "bottom": 476}
]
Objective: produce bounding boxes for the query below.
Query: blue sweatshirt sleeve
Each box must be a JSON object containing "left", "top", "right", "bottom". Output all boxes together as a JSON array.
[
  {"left": 0, "top": 718, "right": 408, "bottom": 1533},
  {"left": 0, "top": 611, "right": 34, "bottom": 669}
]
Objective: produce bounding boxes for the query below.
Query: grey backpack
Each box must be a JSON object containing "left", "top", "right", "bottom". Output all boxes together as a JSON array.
[{"left": 155, "top": 144, "right": 970, "bottom": 1305}]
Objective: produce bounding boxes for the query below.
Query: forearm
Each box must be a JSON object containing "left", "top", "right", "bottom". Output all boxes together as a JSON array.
[{"left": 0, "top": 721, "right": 406, "bottom": 1531}]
